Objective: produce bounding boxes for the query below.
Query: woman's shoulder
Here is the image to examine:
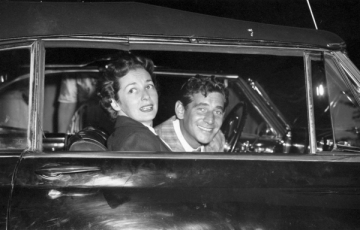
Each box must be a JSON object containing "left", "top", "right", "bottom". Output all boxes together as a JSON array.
[{"left": 107, "top": 123, "right": 160, "bottom": 151}]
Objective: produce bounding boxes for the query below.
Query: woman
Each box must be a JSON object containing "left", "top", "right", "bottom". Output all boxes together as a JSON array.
[{"left": 98, "top": 52, "right": 171, "bottom": 151}]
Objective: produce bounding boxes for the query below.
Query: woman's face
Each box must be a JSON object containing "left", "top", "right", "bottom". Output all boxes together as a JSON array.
[{"left": 116, "top": 68, "right": 158, "bottom": 126}]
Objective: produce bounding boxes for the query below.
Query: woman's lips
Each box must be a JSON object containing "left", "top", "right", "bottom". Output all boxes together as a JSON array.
[{"left": 140, "top": 105, "right": 153, "bottom": 112}]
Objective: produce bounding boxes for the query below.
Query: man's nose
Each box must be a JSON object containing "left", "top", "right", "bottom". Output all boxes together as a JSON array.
[{"left": 204, "top": 111, "right": 214, "bottom": 124}]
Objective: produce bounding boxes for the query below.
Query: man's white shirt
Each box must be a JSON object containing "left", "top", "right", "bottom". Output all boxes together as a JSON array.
[{"left": 173, "top": 119, "right": 204, "bottom": 152}]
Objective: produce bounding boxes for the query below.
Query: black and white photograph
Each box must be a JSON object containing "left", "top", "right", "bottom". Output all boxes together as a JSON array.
[{"left": 0, "top": 0, "right": 359, "bottom": 229}]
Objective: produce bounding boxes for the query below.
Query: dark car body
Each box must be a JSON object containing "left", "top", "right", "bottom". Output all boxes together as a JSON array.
[{"left": 1, "top": 2, "right": 360, "bottom": 229}]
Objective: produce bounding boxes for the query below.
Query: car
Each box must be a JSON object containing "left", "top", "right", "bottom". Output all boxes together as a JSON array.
[{"left": 1, "top": 1, "right": 360, "bottom": 229}]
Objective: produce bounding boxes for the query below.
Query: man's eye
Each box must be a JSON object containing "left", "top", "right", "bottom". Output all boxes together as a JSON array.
[
  {"left": 215, "top": 110, "right": 224, "bottom": 115},
  {"left": 198, "top": 108, "right": 206, "bottom": 112}
]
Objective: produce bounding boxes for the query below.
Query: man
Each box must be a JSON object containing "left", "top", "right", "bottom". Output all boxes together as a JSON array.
[{"left": 155, "top": 75, "right": 228, "bottom": 152}]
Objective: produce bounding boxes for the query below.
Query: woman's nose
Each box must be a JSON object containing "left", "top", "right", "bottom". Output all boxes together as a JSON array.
[{"left": 141, "top": 90, "right": 150, "bottom": 100}]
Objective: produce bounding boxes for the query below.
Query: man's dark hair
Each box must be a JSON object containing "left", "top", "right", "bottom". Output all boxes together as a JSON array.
[{"left": 179, "top": 75, "right": 229, "bottom": 109}]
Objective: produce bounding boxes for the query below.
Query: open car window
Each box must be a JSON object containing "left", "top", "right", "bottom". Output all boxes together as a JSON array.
[{"left": 40, "top": 46, "right": 360, "bottom": 154}]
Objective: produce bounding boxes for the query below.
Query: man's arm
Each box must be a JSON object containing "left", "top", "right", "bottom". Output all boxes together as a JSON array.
[
  {"left": 58, "top": 102, "right": 77, "bottom": 133},
  {"left": 57, "top": 76, "right": 78, "bottom": 133}
]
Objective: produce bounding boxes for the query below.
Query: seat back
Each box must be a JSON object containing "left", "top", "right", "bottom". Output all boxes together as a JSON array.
[{"left": 67, "top": 126, "right": 108, "bottom": 151}]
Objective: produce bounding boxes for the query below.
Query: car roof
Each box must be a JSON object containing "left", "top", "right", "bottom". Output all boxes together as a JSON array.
[{"left": 0, "top": 2, "right": 344, "bottom": 49}]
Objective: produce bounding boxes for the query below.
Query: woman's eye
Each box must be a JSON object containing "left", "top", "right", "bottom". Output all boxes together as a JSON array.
[
  {"left": 129, "top": 88, "right": 137, "bottom": 94},
  {"left": 146, "top": 84, "right": 155, "bottom": 89}
]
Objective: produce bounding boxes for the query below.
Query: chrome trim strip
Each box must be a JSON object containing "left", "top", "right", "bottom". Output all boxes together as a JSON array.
[
  {"left": 29, "top": 40, "right": 45, "bottom": 151},
  {"left": 22, "top": 151, "right": 360, "bottom": 162},
  {"left": 304, "top": 52, "right": 317, "bottom": 154},
  {"left": 0, "top": 41, "right": 35, "bottom": 50}
]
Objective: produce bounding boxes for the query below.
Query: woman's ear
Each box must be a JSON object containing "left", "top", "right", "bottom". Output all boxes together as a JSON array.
[
  {"left": 110, "top": 99, "right": 121, "bottom": 111},
  {"left": 175, "top": 101, "right": 185, "bottom": 119}
]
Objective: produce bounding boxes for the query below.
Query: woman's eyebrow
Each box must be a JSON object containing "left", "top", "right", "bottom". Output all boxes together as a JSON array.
[{"left": 124, "top": 82, "right": 136, "bottom": 89}]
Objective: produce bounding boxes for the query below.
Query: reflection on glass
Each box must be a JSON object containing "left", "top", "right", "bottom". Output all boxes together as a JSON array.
[
  {"left": 325, "top": 56, "right": 360, "bottom": 150},
  {"left": 0, "top": 48, "right": 30, "bottom": 149}
]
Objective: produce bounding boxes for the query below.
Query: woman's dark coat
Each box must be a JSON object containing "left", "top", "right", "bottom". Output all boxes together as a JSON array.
[{"left": 107, "top": 116, "right": 171, "bottom": 152}]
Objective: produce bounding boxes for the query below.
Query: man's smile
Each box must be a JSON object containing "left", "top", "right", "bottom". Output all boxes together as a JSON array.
[{"left": 197, "top": 125, "right": 213, "bottom": 133}]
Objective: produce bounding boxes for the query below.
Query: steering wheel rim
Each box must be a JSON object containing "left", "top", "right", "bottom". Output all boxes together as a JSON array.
[{"left": 221, "top": 102, "right": 247, "bottom": 152}]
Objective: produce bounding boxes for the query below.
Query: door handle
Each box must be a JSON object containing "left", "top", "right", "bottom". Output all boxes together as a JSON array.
[{"left": 35, "top": 164, "right": 101, "bottom": 177}]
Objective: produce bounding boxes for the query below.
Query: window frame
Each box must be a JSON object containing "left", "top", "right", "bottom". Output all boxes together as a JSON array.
[
  {"left": 0, "top": 41, "right": 39, "bottom": 152},
  {"left": 17, "top": 38, "right": 360, "bottom": 161}
]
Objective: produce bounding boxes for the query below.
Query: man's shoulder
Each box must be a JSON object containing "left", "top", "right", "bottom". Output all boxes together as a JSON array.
[
  {"left": 154, "top": 115, "right": 177, "bottom": 133},
  {"left": 155, "top": 116, "right": 185, "bottom": 152}
]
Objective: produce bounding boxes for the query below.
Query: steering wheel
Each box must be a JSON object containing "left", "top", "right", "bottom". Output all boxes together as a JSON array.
[{"left": 221, "top": 102, "right": 247, "bottom": 152}]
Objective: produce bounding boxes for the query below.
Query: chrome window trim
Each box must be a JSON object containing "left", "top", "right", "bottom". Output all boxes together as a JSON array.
[
  {"left": 0, "top": 41, "right": 35, "bottom": 51},
  {"left": 32, "top": 36, "right": 331, "bottom": 56},
  {"left": 22, "top": 151, "right": 360, "bottom": 163},
  {"left": 29, "top": 40, "right": 45, "bottom": 151},
  {"left": 0, "top": 42, "right": 35, "bottom": 152},
  {"left": 304, "top": 52, "right": 317, "bottom": 154}
]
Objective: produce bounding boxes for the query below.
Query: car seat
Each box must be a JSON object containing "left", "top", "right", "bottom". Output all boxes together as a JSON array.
[{"left": 67, "top": 126, "right": 108, "bottom": 151}]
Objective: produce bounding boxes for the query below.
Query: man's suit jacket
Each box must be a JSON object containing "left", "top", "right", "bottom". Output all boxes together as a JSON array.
[
  {"left": 155, "top": 116, "right": 225, "bottom": 152},
  {"left": 108, "top": 116, "right": 171, "bottom": 152}
]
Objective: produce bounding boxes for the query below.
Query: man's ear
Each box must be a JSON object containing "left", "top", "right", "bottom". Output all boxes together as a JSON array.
[
  {"left": 110, "top": 99, "right": 121, "bottom": 111},
  {"left": 175, "top": 101, "right": 185, "bottom": 119}
]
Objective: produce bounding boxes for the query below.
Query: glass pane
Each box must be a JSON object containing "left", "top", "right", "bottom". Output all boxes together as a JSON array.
[
  {"left": 310, "top": 53, "right": 334, "bottom": 152},
  {"left": 325, "top": 56, "right": 360, "bottom": 150},
  {"left": 0, "top": 48, "right": 30, "bottom": 149}
]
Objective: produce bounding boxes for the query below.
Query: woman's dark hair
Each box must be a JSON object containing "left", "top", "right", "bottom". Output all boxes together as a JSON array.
[
  {"left": 179, "top": 75, "right": 229, "bottom": 109},
  {"left": 97, "top": 52, "right": 156, "bottom": 119}
]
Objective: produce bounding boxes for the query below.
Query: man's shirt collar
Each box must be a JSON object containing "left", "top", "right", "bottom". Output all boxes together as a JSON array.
[{"left": 173, "top": 119, "right": 204, "bottom": 152}]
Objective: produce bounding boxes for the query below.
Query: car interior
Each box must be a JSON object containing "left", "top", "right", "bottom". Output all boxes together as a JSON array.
[{"left": 2, "top": 46, "right": 360, "bottom": 154}]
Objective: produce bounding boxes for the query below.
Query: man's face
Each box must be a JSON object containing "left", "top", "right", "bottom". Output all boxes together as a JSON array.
[{"left": 177, "top": 92, "right": 225, "bottom": 148}]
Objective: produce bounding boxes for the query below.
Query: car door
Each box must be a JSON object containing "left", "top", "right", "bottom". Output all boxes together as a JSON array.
[
  {"left": 0, "top": 43, "right": 34, "bottom": 229},
  {"left": 7, "top": 42, "right": 360, "bottom": 229}
]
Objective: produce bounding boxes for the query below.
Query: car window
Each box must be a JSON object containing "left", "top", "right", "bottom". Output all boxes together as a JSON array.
[
  {"left": 39, "top": 46, "right": 360, "bottom": 154},
  {"left": 0, "top": 48, "right": 30, "bottom": 150},
  {"left": 323, "top": 55, "right": 360, "bottom": 151},
  {"left": 42, "top": 48, "right": 315, "bottom": 154}
]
